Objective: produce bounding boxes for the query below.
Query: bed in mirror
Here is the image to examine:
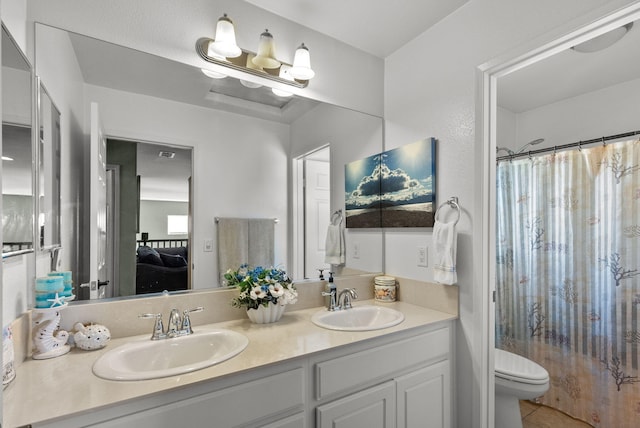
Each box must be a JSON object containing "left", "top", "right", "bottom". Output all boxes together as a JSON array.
[{"left": 33, "top": 23, "right": 384, "bottom": 302}]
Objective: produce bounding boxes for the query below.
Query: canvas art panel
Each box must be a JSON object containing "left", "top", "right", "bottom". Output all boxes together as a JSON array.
[{"left": 345, "top": 138, "right": 436, "bottom": 228}]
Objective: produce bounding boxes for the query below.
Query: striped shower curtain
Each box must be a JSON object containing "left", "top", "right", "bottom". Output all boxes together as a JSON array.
[{"left": 495, "top": 139, "right": 640, "bottom": 427}]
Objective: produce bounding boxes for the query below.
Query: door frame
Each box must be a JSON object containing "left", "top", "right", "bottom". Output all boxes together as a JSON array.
[{"left": 476, "top": 3, "right": 640, "bottom": 426}]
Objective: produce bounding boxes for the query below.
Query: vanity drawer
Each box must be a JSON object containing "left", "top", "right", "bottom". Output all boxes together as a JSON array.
[
  {"left": 89, "top": 367, "right": 305, "bottom": 428},
  {"left": 315, "top": 327, "right": 449, "bottom": 399}
]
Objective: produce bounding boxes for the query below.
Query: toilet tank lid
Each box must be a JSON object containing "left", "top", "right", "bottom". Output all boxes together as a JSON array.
[{"left": 495, "top": 349, "right": 549, "bottom": 382}]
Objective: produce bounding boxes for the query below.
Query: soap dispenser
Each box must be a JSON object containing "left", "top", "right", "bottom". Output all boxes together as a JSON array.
[{"left": 323, "top": 272, "right": 337, "bottom": 310}]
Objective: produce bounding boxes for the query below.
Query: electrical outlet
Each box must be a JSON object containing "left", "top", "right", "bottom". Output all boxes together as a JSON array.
[
  {"left": 353, "top": 243, "right": 360, "bottom": 259},
  {"left": 204, "top": 239, "right": 214, "bottom": 252},
  {"left": 417, "top": 246, "right": 428, "bottom": 267}
]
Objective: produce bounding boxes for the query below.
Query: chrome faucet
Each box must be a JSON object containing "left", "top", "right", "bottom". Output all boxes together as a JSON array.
[
  {"left": 139, "top": 307, "right": 204, "bottom": 340},
  {"left": 338, "top": 288, "right": 358, "bottom": 310}
]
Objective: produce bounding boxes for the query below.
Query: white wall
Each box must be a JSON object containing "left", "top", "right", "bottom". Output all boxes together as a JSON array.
[
  {"left": 27, "top": 0, "right": 384, "bottom": 117},
  {"left": 504, "top": 76, "right": 640, "bottom": 152},
  {"left": 84, "top": 84, "right": 290, "bottom": 290},
  {"left": 383, "top": 0, "right": 637, "bottom": 426}
]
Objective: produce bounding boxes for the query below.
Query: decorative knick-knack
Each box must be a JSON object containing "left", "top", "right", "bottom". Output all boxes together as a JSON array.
[
  {"left": 32, "top": 305, "right": 70, "bottom": 360},
  {"left": 73, "top": 323, "right": 110, "bottom": 350}
]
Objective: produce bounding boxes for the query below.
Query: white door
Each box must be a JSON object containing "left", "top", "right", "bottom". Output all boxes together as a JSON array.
[
  {"left": 89, "top": 103, "right": 108, "bottom": 299},
  {"left": 304, "top": 158, "right": 330, "bottom": 278}
]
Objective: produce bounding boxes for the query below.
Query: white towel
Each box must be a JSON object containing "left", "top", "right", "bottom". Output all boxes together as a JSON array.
[
  {"left": 433, "top": 219, "right": 458, "bottom": 285},
  {"left": 324, "top": 224, "right": 345, "bottom": 265}
]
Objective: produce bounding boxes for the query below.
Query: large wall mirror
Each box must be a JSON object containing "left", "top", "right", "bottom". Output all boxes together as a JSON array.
[
  {"left": 2, "top": 24, "right": 34, "bottom": 257},
  {"left": 34, "top": 23, "right": 383, "bottom": 301}
]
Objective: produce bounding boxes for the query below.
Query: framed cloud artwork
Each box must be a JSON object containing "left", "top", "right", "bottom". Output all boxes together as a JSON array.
[{"left": 345, "top": 138, "right": 436, "bottom": 228}]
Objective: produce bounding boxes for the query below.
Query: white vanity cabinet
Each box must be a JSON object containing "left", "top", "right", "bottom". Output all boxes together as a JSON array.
[
  {"left": 313, "top": 325, "right": 452, "bottom": 428},
  {"left": 27, "top": 322, "right": 452, "bottom": 428}
]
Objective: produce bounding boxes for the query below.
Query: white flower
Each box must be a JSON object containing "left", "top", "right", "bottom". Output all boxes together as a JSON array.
[
  {"left": 269, "top": 283, "right": 284, "bottom": 297},
  {"left": 249, "top": 288, "right": 258, "bottom": 300},
  {"left": 253, "top": 286, "right": 267, "bottom": 300}
]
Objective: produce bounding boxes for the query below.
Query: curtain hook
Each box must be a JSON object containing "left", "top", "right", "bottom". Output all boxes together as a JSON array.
[
  {"left": 602, "top": 136, "right": 606, "bottom": 147},
  {"left": 553, "top": 145, "right": 557, "bottom": 156},
  {"left": 578, "top": 141, "right": 582, "bottom": 152},
  {"left": 528, "top": 150, "right": 532, "bottom": 161}
]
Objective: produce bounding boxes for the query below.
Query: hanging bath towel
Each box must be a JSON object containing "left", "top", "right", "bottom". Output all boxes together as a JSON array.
[
  {"left": 433, "top": 219, "right": 458, "bottom": 285},
  {"left": 324, "top": 212, "right": 345, "bottom": 265}
]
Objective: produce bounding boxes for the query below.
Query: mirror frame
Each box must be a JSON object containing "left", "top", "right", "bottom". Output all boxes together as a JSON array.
[{"left": 1, "top": 23, "right": 36, "bottom": 259}]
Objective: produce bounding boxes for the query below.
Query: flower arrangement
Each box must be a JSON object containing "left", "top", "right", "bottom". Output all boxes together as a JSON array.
[{"left": 225, "top": 264, "right": 297, "bottom": 310}]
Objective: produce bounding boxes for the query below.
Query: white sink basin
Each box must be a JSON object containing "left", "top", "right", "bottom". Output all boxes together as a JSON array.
[
  {"left": 311, "top": 305, "right": 404, "bottom": 331},
  {"left": 93, "top": 329, "right": 249, "bottom": 381}
]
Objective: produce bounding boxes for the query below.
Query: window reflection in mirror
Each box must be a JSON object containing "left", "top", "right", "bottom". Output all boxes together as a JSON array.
[
  {"left": 38, "top": 85, "right": 61, "bottom": 250},
  {"left": 2, "top": 24, "right": 34, "bottom": 257}
]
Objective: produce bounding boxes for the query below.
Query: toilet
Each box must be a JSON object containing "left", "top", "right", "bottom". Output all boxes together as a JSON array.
[{"left": 494, "top": 348, "right": 550, "bottom": 428}]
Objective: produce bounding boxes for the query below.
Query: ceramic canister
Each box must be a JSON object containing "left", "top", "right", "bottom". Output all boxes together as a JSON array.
[{"left": 374, "top": 276, "right": 397, "bottom": 302}]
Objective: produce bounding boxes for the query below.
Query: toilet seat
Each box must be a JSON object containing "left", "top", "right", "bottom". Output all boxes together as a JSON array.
[{"left": 495, "top": 349, "right": 549, "bottom": 385}]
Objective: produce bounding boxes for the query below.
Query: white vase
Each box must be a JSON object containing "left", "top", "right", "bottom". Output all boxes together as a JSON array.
[{"left": 246, "top": 302, "right": 285, "bottom": 324}]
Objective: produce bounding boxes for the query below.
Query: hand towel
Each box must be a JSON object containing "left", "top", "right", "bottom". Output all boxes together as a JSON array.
[
  {"left": 433, "top": 219, "right": 458, "bottom": 285},
  {"left": 324, "top": 224, "right": 345, "bottom": 265}
]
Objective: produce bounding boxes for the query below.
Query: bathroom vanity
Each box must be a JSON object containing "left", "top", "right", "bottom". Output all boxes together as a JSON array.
[{"left": 4, "top": 301, "right": 455, "bottom": 428}]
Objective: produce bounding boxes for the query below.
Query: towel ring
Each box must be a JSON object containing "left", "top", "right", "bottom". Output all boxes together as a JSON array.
[{"left": 434, "top": 197, "right": 461, "bottom": 226}]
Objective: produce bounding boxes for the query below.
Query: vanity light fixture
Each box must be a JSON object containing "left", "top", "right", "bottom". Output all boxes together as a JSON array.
[{"left": 197, "top": 13, "right": 315, "bottom": 90}]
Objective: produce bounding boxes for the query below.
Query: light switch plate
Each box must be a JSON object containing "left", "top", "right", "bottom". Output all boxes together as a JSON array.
[{"left": 204, "top": 239, "right": 214, "bottom": 252}]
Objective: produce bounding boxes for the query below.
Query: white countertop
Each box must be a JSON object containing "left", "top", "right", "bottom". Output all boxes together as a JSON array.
[{"left": 4, "top": 300, "right": 456, "bottom": 427}]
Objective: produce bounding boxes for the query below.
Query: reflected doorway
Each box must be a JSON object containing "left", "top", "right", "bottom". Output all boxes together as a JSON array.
[
  {"left": 293, "top": 146, "right": 330, "bottom": 280},
  {"left": 105, "top": 139, "right": 192, "bottom": 298}
]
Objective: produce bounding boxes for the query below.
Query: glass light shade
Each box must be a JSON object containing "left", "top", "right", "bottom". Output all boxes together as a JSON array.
[
  {"left": 209, "top": 14, "right": 242, "bottom": 58},
  {"left": 289, "top": 43, "right": 315, "bottom": 80},
  {"left": 245, "top": 53, "right": 265, "bottom": 73},
  {"left": 272, "top": 65, "right": 293, "bottom": 97},
  {"left": 252, "top": 29, "right": 281, "bottom": 69},
  {"left": 572, "top": 23, "right": 633, "bottom": 53},
  {"left": 240, "top": 79, "right": 262, "bottom": 89},
  {"left": 201, "top": 68, "right": 227, "bottom": 79}
]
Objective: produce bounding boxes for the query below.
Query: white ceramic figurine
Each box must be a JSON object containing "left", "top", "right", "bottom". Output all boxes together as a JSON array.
[{"left": 73, "top": 323, "right": 111, "bottom": 351}]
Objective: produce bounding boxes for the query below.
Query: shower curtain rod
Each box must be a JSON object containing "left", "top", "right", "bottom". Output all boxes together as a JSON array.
[{"left": 496, "top": 130, "right": 640, "bottom": 162}]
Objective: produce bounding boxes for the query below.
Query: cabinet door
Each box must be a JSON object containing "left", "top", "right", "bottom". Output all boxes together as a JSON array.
[
  {"left": 316, "top": 381, "right": 395, "bottom": 428},
  {"left": 395, "top": 360, "right": 450, "bottom": 428}
]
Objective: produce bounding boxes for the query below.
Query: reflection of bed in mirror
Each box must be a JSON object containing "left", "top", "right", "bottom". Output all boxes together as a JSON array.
[{"left": 135, "top": 240, "right": 189, "bottom": 294}]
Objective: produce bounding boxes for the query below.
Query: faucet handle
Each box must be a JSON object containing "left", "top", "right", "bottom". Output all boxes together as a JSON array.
[
  {"left": 139, "top": 313, "right": 164, "bottom": 340},
  {"left": 182, "top": 307, "right": 204, "bottom": 334}
]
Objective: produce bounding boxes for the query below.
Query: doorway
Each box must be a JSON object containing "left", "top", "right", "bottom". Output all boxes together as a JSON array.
[
  {"left": 105, "top": 139, "right": 193, "bottom": 297},
  {"left": 293, "top": 146, "right": 331, "bottom": 280},
  {"left": 479, "top": 4, "right": 640, "bottom": 426}
]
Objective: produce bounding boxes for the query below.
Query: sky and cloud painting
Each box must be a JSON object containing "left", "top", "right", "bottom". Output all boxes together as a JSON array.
[{"left": 345, "top": 138, "right": 436, "bottom": 228}]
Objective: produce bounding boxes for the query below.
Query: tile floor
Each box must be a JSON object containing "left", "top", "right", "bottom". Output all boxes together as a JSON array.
[{"left": 520, "top": 400, "right": 593, "bottom": 427}]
